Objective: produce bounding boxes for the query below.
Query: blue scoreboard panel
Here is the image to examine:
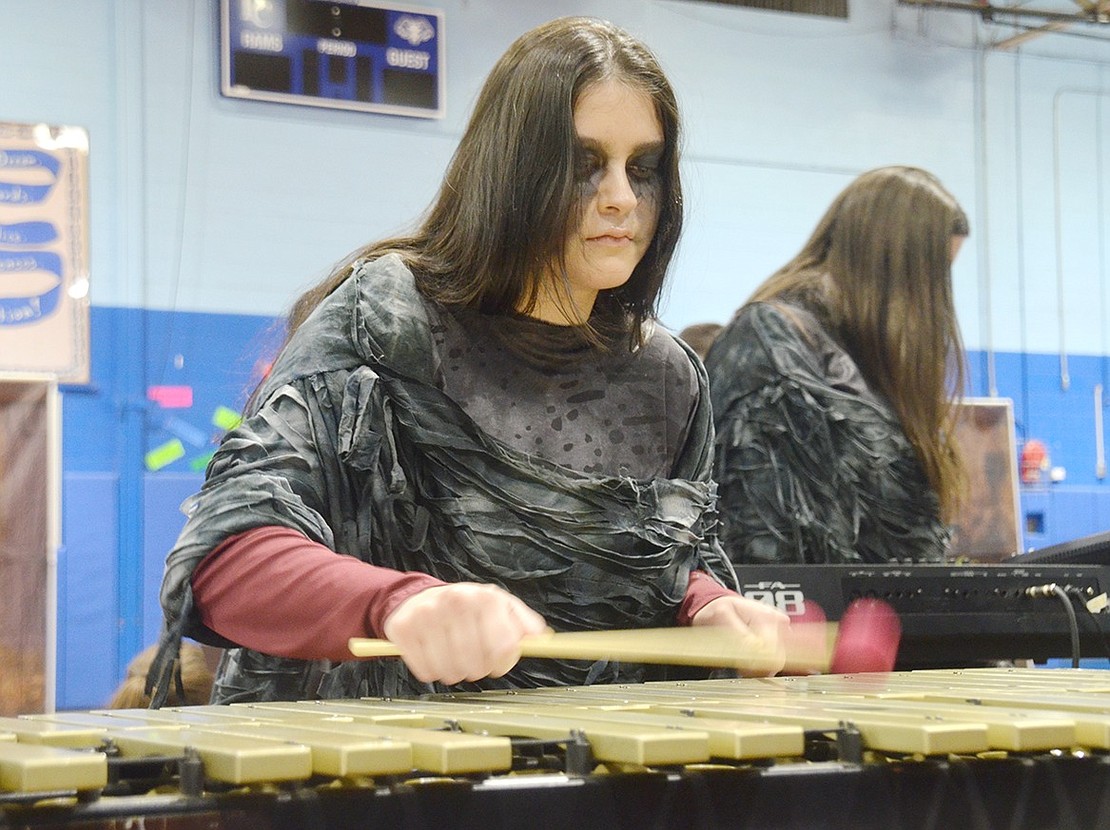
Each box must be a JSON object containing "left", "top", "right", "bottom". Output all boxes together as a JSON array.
[{"left": 220, "top": 0, "right": 444, "bottom": 119}]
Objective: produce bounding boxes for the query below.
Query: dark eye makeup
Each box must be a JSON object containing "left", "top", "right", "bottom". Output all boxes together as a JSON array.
[{"left": 573, "top": 143, "right": 663, "bottom": 186}]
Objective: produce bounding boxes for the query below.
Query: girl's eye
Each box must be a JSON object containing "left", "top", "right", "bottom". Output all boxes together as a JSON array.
[
  {"left": 628, "top": 152, "right": 662, "bottom": 182},
  {"left": 575, "top": 151, "right": 602, "bottom": 180},
  {"left": 577, "top": 148, "right": 603, "bottom": 170}
]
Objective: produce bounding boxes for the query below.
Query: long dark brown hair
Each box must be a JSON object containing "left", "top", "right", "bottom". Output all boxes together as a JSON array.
[
  {"left": 748, "top": 166, "right": 970, "bottom": 518},
  {"left": 283, "top": 16, "right": 683, "bottom": 351}
]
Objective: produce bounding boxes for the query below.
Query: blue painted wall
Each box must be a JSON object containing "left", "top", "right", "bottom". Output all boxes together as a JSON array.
[{"left": 57, "top": 306, "right": 277, "bottom": 708}]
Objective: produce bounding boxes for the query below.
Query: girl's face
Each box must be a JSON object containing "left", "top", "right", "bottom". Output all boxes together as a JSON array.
[{"left": 529, "top": 79, "right": 664, "bottom": 325}]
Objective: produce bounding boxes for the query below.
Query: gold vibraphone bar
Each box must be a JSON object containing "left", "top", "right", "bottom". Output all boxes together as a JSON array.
[{"left": 4, "top": 667, "right": 1110, "bottom": 829}]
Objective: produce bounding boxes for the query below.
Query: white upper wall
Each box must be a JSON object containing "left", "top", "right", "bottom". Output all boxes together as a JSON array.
[{"left": 2, "top": 0, "right": 1108, "bottom": 354}]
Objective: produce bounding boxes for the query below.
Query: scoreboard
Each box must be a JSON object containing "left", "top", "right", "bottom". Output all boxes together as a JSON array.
[{"left": 220, "top": 0, "right": 444, "bottom": 119}]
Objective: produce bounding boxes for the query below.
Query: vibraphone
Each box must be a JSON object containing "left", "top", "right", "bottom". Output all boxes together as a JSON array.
[{"left": 5, "top": 667, "right": 1110, "bottom": 829}]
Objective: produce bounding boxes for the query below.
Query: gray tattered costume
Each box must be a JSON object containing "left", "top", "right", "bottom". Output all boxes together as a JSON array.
[
  {"left": 156, "top": 255, "right": 736, "bottom": 703},
  {"left": 705, "top": 300, "right": 949, "bottom": 566}
]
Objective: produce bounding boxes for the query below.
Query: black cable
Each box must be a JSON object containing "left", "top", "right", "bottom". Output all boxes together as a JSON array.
[
  {"left": 1025, "top": 583, "right": 1081, "bottom": 667},
  {"left": 1065, "top": 586, "right": 1110, "bottom": 661},
  {"left": 1052, "top": 584, "right": 1081, "bottom": 668}
]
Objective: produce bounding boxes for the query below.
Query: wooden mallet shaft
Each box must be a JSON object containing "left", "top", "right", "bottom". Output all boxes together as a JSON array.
[
  {"left": 349, "top": 622, "right": 835, "bottom": 676},
  {"left": 349, "top": 599, "right": 901, "bottom": 676}
]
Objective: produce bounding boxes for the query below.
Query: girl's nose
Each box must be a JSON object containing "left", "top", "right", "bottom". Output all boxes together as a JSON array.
[{"left": 597, "top": 165, "right": 637, "bottom": 215}]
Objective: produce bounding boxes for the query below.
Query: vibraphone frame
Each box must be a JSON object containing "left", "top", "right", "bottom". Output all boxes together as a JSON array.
[
  {"left": 6, "top": 668, "right": 1110, "bottom": 830},
  {"left": 6, "top": 753, "right": 1110, "bottom": 829}
]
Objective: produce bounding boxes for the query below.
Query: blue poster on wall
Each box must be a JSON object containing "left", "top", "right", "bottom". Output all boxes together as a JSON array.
[{"left": 220, "top": 0, "right": 445, "bottom": 119}]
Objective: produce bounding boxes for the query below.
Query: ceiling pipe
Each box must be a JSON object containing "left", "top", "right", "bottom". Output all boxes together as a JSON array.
[{"left": 899, "top": 0, "right": 1110, "bottom": 26}]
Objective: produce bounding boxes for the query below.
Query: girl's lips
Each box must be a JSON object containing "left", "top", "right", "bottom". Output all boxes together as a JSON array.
[{"left": 588, "top": 233, "right": 634, "bottom": 245}]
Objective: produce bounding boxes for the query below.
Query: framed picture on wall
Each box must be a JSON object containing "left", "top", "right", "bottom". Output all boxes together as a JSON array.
[{"left": 0, "top": 121, "right": 90, "bottom": 383}]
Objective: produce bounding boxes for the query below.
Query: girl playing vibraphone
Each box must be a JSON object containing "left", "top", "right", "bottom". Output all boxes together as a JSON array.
[{"left": 151, "top": 16, "right": 788, "bottom": 705}]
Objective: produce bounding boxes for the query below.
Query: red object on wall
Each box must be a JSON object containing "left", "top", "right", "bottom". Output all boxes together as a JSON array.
[{"left": 1020, "top": 439, "right": 1048, "bottom": 484}]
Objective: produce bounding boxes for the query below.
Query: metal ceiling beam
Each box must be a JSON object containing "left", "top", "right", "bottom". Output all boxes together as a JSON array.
[
  {"left": 992, "top": 20, "right": 1077, "bottom": 48},
  {"left": 899, "top": 0, "right": 1110, "bottom": 26}
]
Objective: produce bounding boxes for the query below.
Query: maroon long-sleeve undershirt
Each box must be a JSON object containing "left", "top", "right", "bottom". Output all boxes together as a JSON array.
[{"left": 191, "top": 526, "right": 735, "bottom": 662}]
